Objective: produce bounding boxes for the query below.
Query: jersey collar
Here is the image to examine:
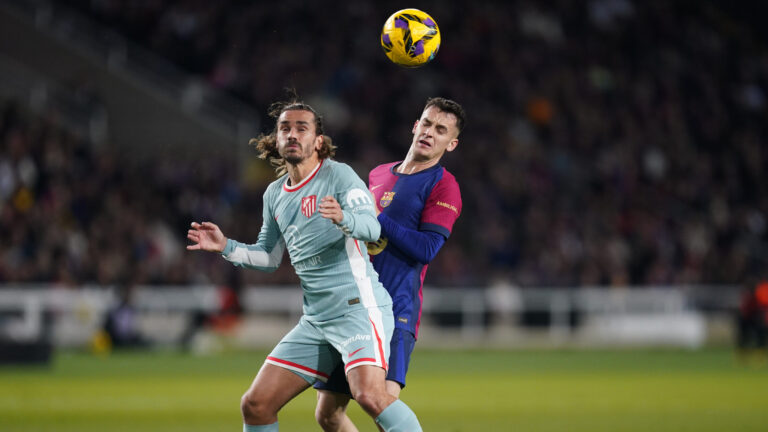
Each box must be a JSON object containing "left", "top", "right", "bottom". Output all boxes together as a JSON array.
[
  {"left": 283, "top": 159, "right": 323, "bottom": 192},
  {"left": 390, "top": 161, "right": 442, "bottom": 176}
]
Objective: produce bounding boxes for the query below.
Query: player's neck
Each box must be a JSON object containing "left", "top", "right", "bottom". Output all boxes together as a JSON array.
[
  {"left": 397, "top": 156, "right": 439, "bottom": 175},
  {"left": 286, "top": 157, "right": 321, "bottom": 186}
]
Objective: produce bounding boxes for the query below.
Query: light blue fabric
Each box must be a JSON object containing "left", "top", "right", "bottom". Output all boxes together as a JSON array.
[
  {"left": 222, "top": 159, "right": 391, "bottom": 321},
  {"left": 243, "top": 421, "right": 278, "bottom": 431},
  {"left": 375, "top": 399, "right": 422, "bottom": 432},
  {"left": 267, "top": 304, "right": 394, "bottom": 384}
]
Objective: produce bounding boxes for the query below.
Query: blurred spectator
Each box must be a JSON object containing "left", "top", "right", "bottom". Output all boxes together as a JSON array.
[
  {"left": 180, "top": 269, "right": 244, "bottom": 350},
  {"left": 735, "top": 279, "right": 768, "bottom": 354},
  {"left": 103, "top": 277, "right": 146, "bottom": 348},
  {"left": 3, "top": 0, "right": 767, "bottom": 288}
]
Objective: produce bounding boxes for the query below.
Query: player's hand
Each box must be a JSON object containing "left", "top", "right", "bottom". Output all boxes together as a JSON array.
[
  {"left": 319, "top": 196, "right": 344, "bottom": 224},
  {"left": 187, "top": 221, "right": 227, "bottom": 252}
]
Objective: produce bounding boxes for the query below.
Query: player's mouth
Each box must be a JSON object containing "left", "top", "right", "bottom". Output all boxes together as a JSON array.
[{"left": 418, "top": 139, "right": 432, "bottom": 148}]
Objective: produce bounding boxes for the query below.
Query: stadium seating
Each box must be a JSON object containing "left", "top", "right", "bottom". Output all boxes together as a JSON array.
[{"left": 1, "top": 0, "right": 766, "bottom": 288}]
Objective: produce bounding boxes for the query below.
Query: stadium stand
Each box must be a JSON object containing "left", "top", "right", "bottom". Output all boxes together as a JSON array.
[{"left": 1, "top": 0, "right": 766, "bottom": 291}]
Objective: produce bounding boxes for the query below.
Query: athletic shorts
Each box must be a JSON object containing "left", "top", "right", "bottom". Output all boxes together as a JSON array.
[
  {"left": 266, "top": 305, "right": 393, "bottom": 384},
  {"left": 313, "top": 327, "right": 416, "bottom": 394}
]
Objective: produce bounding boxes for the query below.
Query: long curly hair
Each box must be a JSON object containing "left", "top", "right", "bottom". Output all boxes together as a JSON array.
[{"left": 249, "top": 100, "right": 336, "bottom": 177}]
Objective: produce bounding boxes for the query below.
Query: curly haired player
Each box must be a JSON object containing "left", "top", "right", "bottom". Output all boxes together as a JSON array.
[{"left": 188, "top": 99, "right": 422, "bottom": 432}]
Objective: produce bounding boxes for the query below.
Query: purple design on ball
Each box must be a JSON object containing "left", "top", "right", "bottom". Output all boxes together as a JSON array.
[
  {"left": 412, "top": 40, "right": 424, "bottom": 56},
  {"left": 383, "top": 34, "right": 391, "bottom": 45},
  {"left": 395, "top": 17, "right": 408, "bottom": 29},
  {"left": 423, "top": 18, "right": 435, "bottom": 27}
]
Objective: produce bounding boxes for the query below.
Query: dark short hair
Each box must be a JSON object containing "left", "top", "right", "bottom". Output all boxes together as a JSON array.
[{"left": 424, "top": 97, "right": 466, "bottom": 134}]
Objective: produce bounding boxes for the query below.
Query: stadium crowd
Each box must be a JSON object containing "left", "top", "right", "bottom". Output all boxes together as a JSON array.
[{"left": 1, "top": 0, "right": 766, "bottom": 287}]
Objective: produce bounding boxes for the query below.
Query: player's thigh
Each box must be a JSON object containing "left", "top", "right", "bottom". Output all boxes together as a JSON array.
[
  {"left": 316, "top": 388, "right": 353, "bottom": 416},
  {"left": 313, "top": 360, "right": 352, "bottom": 395},
  {"left": 244, "top": 362, "right": 310, "bottom": 411},
  {"left": 267, "top": 316, "right": 341, "bottom": 384}
]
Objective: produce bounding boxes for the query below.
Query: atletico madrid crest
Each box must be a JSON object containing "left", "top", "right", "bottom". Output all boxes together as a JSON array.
[
  {"left": 301, "top": 195, "right": 317, "bottom": 218},
  {"left": 380, "top": 191, "right": 395, "bottom": 208}
]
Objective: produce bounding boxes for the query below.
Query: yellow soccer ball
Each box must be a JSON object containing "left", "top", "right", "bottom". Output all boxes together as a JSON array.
[{"left": 381, "top": 9, "right": 441, "bottom": 67}]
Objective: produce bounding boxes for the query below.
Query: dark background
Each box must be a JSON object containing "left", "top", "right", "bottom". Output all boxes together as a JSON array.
[{"left": 1, "top": 0, "right": 766, "bottom": 289}]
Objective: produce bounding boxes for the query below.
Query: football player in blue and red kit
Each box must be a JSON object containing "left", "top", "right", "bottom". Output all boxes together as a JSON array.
[{"left": 314, "top": 97, "right": 465, "bottom": 432}]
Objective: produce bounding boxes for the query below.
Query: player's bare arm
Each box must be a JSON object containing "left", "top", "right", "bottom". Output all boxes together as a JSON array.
[{"left": 186, "top": 221, "right": 227, "bottom": 252}]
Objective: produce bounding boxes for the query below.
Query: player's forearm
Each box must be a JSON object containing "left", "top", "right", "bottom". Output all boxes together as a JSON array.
[
  {"left": 378, "top": 212, "right": 446, "bottom": 264},
  {"left": 221, "top": 238, "right": 284, "bottom": 272},
  {"left": 337, "top": 211, "right": 381, "bottom": 242}
]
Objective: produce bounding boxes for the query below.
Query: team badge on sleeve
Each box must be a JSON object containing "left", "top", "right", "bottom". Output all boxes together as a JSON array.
[
  {"left": 301, "top": 195, "right": 317, "bottom": 218},
  {"left": 379, "top": 191, "right": 395, "bottom": 208},
  {"left": 345, "top": 188, "right": 374, "bottom": 209}
]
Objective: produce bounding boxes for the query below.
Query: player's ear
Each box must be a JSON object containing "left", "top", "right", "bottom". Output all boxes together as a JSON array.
[
  {"left": 315, "top": 134, "right": 324, "bottom": 150},
  {"left": 446, "top": 138, "right": 458, "bottom": 152},
  {"left": 412, "top": 120, "right": 419, "bottom": 134}
]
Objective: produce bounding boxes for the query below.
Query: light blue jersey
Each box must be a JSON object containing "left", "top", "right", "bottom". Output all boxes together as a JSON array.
[{"left": 221, "top": 159, "right": 392, "bottom": 321}]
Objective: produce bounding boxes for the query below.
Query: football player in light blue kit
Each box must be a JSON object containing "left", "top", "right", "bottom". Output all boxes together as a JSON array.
[{"left": 187, "top": 100, "right": 422, "bottom": 432}]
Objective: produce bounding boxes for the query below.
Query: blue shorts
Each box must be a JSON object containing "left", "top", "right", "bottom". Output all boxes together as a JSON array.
[{"left": 313, "top": 327, "right": 416, "bottom": 394}]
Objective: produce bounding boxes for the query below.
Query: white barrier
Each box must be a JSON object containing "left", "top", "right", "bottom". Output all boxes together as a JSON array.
[{"left": 0, "top": 284, "right": 738, "bottom": 349}]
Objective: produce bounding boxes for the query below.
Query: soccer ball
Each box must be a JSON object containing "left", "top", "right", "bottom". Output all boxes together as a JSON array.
[{"left": 380, "top": 9, "right": 440, "bottom": 67}]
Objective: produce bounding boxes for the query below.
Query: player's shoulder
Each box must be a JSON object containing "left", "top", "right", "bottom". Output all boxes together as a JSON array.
[
  {"left": 370, "top": 161, "right": 399, "bottom": 175},
  {"left": 322, "top": 158, "right": 344, "bottom": 171},
  {"left": 322, "top": 159, "right": 366, "bottom": 185},
  {"left": 436, "top": 166, "right": 460, "bottom": 190},
  {"left": 265, "top": 174, "right": 288, "bottom": 194},
  {"left": 428, "top": 166, "right": 461, "bottom": 207},
  {"left": 323, "top": 158, "right": 354, "bottom": 177}
]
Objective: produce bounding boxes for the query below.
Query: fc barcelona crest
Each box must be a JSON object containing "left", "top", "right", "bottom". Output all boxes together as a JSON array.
[
  {"left": 301, "top": 195, "right": 317, "bottom": 218},
  {"left": 380, "top": 191, "right": 395, "bottom": 208}
]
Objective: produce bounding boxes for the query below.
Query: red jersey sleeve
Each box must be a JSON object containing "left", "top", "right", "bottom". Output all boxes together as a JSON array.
[{"left": 420, "top": 169, "right": 462, "bottom": 237}]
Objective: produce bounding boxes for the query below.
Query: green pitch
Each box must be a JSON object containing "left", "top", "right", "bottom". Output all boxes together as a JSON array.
[{"left": 1, "top": 348, "right": 767, "bottom": 431}]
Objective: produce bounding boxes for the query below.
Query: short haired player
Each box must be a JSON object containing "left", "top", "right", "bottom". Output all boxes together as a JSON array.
[
  {"left": 313, "top": 97, "right": 464, "bottom": 431},
  {"left": 187, "top": 99, "right": 422, "bottom": 432}
]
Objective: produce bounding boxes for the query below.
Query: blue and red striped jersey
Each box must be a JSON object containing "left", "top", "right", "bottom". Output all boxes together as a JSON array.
[{"left": 367, "top": 162, "right": 462, "bottom": 337}]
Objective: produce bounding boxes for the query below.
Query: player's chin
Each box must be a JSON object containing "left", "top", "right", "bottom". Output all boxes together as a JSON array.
[
  {"left": 284, "top": 154, "right": 303, "bottom": 164},
  {"left": 413, "top": 147, "right": 433, "bottom": 158}
]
